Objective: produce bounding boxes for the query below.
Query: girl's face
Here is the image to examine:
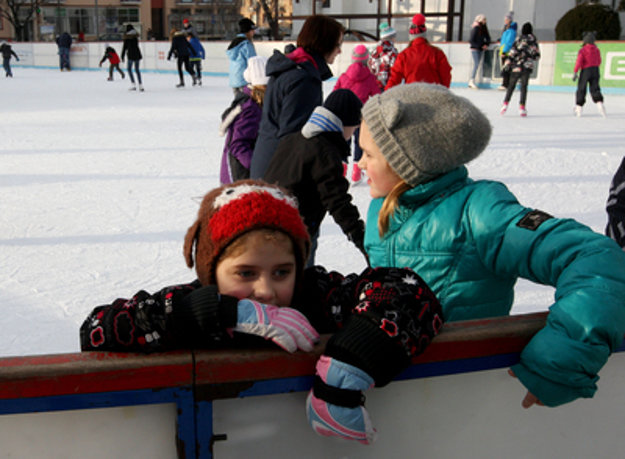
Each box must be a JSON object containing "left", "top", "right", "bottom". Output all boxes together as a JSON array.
[
  {"left": 357, "top": 121, "right": 403, "bottom": 198},
  {"left": 215, "top": 231, "right": 297, "bottom": 307}
]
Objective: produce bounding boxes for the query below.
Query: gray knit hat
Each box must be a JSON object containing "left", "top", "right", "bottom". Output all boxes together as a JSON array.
[{"left": 361, "top": 83, "right": 491, "bottom": 186}]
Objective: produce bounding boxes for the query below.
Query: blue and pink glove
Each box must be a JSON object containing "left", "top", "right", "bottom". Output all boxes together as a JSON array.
[
  {"left": 234, "top": 299, "right": 320, "bottom": 353},
  {"left": 306, "top": 356, "right": 377, "bottom": 444}
]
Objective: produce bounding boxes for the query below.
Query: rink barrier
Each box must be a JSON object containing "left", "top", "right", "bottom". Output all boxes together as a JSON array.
[
  {"left": 2, "top": 311, "right": 625, "bottom": 459},
  {"left": 8, "top": 41, "right": 625, "bottom": 92}
]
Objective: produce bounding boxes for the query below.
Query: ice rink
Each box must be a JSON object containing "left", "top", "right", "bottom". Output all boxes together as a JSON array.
[{"left": 2, "top": 67, "right": 624, "bottom": 357}]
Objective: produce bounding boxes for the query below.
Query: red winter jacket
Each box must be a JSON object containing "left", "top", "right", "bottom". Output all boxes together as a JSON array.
[
  {"left": 574, "top": 44, "right": 601, "bottom": 73},
  {"left": 333, "top": 62, "right": 381, "bottom": 104},
  {"left": 385, "top": 37, "right": 452, "bottom": 89}
]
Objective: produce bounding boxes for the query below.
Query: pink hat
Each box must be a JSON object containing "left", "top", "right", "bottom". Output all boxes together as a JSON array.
[
  {"left": 352, "top": 44, "right": 369, "bottom": 63},
  {"left": 410, "top": 14, "right": 427, "bottom": 35}
]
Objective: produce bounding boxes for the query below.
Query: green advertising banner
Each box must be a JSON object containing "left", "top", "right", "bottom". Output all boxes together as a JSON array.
[{"left": 554, "top": 42, "right": 625, "bottom": 88}]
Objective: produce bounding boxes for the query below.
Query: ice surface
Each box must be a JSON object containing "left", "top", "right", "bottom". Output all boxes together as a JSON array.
[{"left": 2, "top": 68, "right": 624, "bottom": 357}]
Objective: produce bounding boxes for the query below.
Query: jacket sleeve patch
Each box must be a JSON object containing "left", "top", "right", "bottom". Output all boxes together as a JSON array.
[{"left": 516, "top": 210, "right": 553, "bottom": 231}]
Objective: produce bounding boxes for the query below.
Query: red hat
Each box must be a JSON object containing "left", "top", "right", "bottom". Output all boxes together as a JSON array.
[
  {"left": 184, "top": 180, "right": 311, "bottom": 285},
  {"left": 183, "top": 19, "right": 189, "bottom": 25},
  {"left": 410, "top": 14, "right": 427, "bottom": 35}
]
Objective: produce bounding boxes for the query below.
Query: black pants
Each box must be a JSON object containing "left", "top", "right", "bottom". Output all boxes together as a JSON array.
[
  {"left": 576, "top": 66, "right": 603, "bottom": 106},
  {"left": 177, "top": 56, "right": 195, "bottom": 83},
  {"left": 500, "top": 54, "right": 510, "bottom": 88},
  {"left": 504, "top": 70, "right": 531, "bottom": 106},
  {"left": 108, "top": 63, "right": 124, "bottom": 79}
]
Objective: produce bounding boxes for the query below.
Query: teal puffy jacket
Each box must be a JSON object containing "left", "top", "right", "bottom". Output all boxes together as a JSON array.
[{"left": 365, "top": 166, "right": 625, "bottom": 406}]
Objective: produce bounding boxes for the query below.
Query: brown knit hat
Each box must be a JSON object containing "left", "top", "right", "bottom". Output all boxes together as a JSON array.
[{"left": 183, "top": 180, "right": 311, "bottom": 285}]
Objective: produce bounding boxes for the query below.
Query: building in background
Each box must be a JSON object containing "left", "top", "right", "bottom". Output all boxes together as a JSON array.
[
  {"left": 0, "top": 0, "right": 291, "bottom": 42},
  {"left": 0, "top": 0, "right": 623, "bottom": 42}
]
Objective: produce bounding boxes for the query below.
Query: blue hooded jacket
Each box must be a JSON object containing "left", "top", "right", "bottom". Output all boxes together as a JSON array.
[
  {"left": 365, "top": 166, "right": 625, "bottom": 407},
  {"left": 226, "top": 34, "right": 256, "bottom": 88},
  {"left": 500, "top": 22, "right": 518, "bottom": 54}
]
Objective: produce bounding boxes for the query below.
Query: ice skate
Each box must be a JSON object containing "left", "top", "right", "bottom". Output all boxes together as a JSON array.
[
  {"left": 198, "top": 78, "right": 202, "bottom": 86},
  {"left": 519, "top": 105, "right": 527, "bottom": 117},
  {"left": 129, "top": 84, "right": 137, "bottom": 91},
  {"left": 500, "top": 102, "right": 508, "bottom": 115},
  {"left": 176, "top": 82, "right": 185, "bottom": 88},
  {"left": 192, "top": 77, "right": 197, "bottom": 86},
  {"left": 497, "top": 85, "right": 506, "bottom": 91},
  {"left": 139, "top": 84, "right": 144, "bottom": 92},
  {"left": 351, "top": 164, "right": 362, "bottom": 184},
  {"left": 575, "top": 105, "right": 582, "bottom": 117},
  {"left": 597, "top": 102, "right": 606, "bottom": 118},
  {"left": 468, "top": 79, "right": 477, "bottom": 89},
  {"left": 107, "top": 77, "right": 113, "bottom": 81}
]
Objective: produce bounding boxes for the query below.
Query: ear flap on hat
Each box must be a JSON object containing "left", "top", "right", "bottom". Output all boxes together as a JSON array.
[
  {"left": 381, "top": 98, "right": 404, "bottom": 130},
  {"left": 183, "top": 219, "right": 201, "bottom": 269}
]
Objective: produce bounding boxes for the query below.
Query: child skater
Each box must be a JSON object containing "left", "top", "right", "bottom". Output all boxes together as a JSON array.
[
  {"left": 80, "top": 180, "right": 443, "bottom": 445},
  {"left": 219, "top": 56, "right": 268, "bottom": 184},
  {"left": 368, "top": 22, "right": 398, "bottom": 91},
  {"left": 0, "top": 41, "right": 19, "bottom": 77},
  {"left": 573, "top": 31, "right": 606, "bottom": 117},
  {"left": 99, "top": 46, "right": 125, "bottom": 81},
  {"left": 356, "top": 83, "right": 625, "bottom": 411},
  {"left": 333, "top": 45, "right": 381, "bottom": 183},
  {"left": 263, "top": 89, "right": 367, "bottom": 267},
  {"left": 187, "top": 33, "right": 205, "bottom": 86},
  {"left": 500, "top": 22, "right": 540, "bottom": 117}
]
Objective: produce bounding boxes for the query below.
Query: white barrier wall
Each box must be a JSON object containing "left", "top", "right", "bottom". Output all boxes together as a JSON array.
[{"left": 9, "top": 40, "right": 559, "bottom": 86}]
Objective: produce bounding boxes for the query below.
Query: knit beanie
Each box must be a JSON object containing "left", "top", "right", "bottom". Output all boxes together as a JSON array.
[
  {"left": 505, "top": 11, "right": 514, "bottom": 21},
  {"left": 361, "top": 83, "right": 492, "bottom": 186},
  {"left": 243, "top": 55, "right": 269, "bottom": 86},
  {"left": 521, "top": 22, "right": 533, "bottom": 35},
  {"left": 379, "top": 22, "right": 396, "bottom": 40},
  {"left": 583, "top": 31, "right": 595, "bottom": 45},
  {"left": 352, "top": 44, "right": 369, "bottom": 63},
  {"left": 409, "top": 14, "right": 427, "bottom": 36},
  {"left": 183, "top": 180, "right": 310, "bottom": 286},
  {"left": 323, "top": 89, "right": 363, "bottom": 128},
  {"left": 239, "top": 18, "right": 256, "bottom": 34}
]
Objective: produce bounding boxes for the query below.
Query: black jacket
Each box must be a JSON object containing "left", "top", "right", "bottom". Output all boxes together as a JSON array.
[
  {"left": 56, "top": 32, "right": 72, "bottom": 48},
  {"left": 168, "top": 33, "right": 196, "bottom": 59},
  {"left": 263, "top": 130, "right": 364, "bottom": 248},
  {"left": 0, "top": 43, "right": 18, "bottom": 60},
  {"left": 121, "top": 29, "right": 142, "bottom": 61},
  {"left": 250, "top": 49, "right": 332, "bottom": 178}
]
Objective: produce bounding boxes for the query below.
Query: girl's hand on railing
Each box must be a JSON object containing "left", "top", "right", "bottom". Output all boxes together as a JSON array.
[
  {"left": 508, "top": 369, "right": 544, "bottom": 408},
  {"left": 234, "top": 300, "right": 320, "bottom": 353}
]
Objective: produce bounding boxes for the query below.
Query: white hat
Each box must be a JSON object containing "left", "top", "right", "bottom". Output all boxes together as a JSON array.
[{"left": 243, "top": 56, "right": 269, "bottom": 86}]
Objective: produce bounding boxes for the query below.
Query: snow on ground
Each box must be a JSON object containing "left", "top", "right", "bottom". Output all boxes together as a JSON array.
[{"left": 2, "top": 67, "right": 624, "bottom": 357}]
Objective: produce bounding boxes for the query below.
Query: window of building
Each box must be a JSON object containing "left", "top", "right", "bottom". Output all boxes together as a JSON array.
[{"left": 68, "top": 8, "right": 92, "bottom": 34}]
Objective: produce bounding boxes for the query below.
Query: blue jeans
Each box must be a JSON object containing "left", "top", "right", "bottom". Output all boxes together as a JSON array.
[
  {"left": 58, "top": 47, "right": 70, "bottom": 70},
  {"left": 3, "top": 57, "right": 12, "bottom": 76},
  {"left": 127, "top": 59, "right": 142, "bottom": 84},
  {"left": 470, "top": 49, "right": 482, "bottom": 80}
]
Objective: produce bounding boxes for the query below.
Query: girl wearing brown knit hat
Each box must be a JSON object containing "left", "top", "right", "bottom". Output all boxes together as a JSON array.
[{"left": 80, "top": 179, "right": 443, "bottom": 445}]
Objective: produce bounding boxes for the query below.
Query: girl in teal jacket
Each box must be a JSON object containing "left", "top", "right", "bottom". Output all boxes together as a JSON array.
[{"left": 357, "top": 83, "right": 625, "bottom": 408}]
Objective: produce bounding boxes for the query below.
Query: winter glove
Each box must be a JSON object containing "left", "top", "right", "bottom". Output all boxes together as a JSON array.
[
  {"left": 306, "top": 267, "right": 444, "bottom": 444},
  {"left": 234, "top": 299, "right": 320, "bottom": 353},
  {"left": 572, "top": 72, "right": 578, "bottom": 82},
  {"left": 306, "top": 356, "right": 376, "bottom": 444}
]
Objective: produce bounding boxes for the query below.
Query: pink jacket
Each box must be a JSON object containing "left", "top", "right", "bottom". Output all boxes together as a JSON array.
[
  {"left": 574, "top": 44, "right": 601, "bottom": 73},
  {"left": 333, "top": 62, "right": 381, "bottom": 104}
]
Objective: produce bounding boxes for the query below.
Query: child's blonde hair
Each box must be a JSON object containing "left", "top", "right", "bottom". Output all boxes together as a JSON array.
[
  {"left": 250, "top": 85, "right": 266, "bottom": 106},
  {"left": 378, "top": 181, "right": 412, "bottom": 237}
]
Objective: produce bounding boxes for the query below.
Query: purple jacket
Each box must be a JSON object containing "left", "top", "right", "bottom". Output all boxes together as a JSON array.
[{"left": 219, "top": 87, "right": 262, "bottom": 184}]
